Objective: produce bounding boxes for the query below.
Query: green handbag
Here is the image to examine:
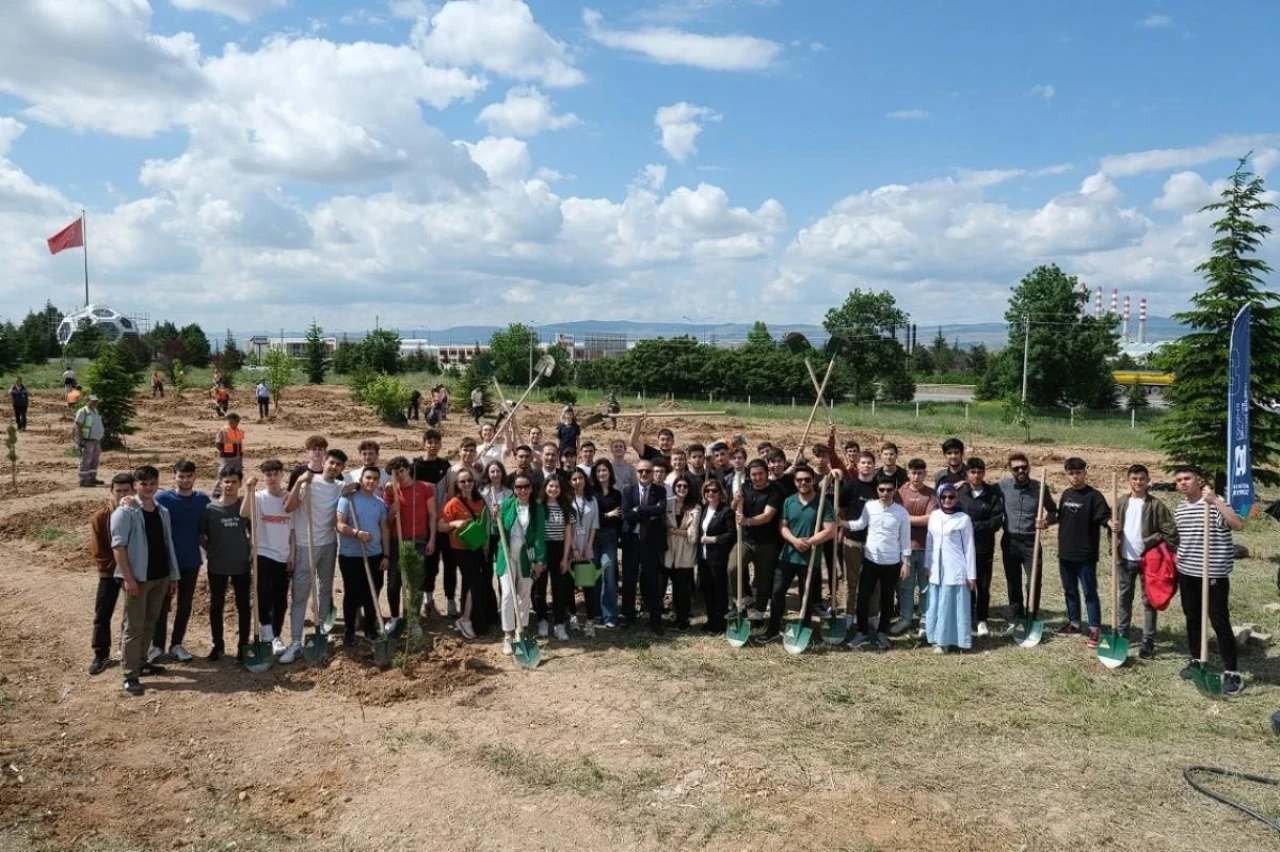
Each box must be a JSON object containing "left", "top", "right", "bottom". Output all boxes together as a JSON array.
[{"left": 457, "top": 502, "right": 488, "bottom": 551}]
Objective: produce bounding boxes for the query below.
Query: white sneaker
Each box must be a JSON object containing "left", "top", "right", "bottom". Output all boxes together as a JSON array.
[
  {"left": 889, "top": 618, "right": 912, "bottom": 636},
  {"left": 279, "top": 642, "right": 301, "bottom": 664},
  {"left": 537, "top": 619, "right": 550, "bottom": 638},
  {"left": 554, "top": 624, "right": 570, "bottom": 641},
  {"left": 584, "top": 621, "right": 596, "bottom": 638},
  {"left": 976, "top": 621, "right": 990, "bottom": 637},
  {"left": 458, "top": 618, "right": 476, "bottom": 640},
  {"left": 446, "top": 599, "right": 458, "bottom": 618},
  {"left": 933, "top": 644, "right": 945, "bottom": 654},
  {"left": 916, "top": 627, "right": 927, "bottom": 639},
  {"left": 170, "top": 644, "right": 194, "bottom": 663},
  {"left": 271, "top": 637, "right": 286, "bottom": 656},
  {"left": 502, "top": 637, "right": 514, "bottom": 656},
  {"left": 385, "top": 617, "right": 401, "bottom": 635},
  {"left": 568, "top": 615, "right": 580, "bottom": 632}
]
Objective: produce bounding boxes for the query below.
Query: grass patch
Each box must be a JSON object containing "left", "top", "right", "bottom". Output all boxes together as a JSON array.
[
  {"left": 36, "top": 526, "right": 68, "bottom": 543},
  {"left": 474, "top": 743, "right": 660, "bottom": 797}
]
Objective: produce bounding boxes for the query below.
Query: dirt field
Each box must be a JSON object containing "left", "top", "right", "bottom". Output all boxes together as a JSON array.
[{"left": 0, "top": 385, "right": 1277, "bottom": 852}]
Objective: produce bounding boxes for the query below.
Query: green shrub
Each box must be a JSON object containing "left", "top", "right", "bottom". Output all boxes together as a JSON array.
[
  {"left": 362, "top": 375, "right": 411, "bottom": 425},
  {"left": 547, "top": 387, "right": 578, "bottom": 406}
]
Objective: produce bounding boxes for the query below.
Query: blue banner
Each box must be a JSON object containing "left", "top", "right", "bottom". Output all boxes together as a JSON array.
[{"left": 1227, "top": 305, "right": 1253, "bottom": 516}]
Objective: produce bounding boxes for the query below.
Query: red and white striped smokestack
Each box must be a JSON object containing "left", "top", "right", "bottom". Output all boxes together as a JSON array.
[
  {"left": 1095, "top": 289, "right": 1103, "bottom": 319},
  {"left": 1139, "top": 297, "right": 1148, "bottom": 344},
  {"left": 1122, "top": 295, "right": 1132, "bottom": 343},
  {"left": 1110, "top": 289, "right": 1119, "bottom": 314}
]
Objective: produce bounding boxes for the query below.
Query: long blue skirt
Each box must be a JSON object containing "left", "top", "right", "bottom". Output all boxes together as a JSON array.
[{"left": 925, "top": 583, "right": 972, "bottom": 649}]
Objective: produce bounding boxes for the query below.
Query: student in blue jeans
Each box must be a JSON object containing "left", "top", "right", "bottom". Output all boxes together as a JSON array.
[
  {"left": 591, "top": 459, "right": 622, "bottom": 628},
  {"left": 1050, "top": 457, "right": 1112, "bottom": 647}
]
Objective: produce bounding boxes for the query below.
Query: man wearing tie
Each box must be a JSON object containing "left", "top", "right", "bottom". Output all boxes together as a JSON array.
[{"left": 621, "top": 460, "right": 669, "bottom": 633}]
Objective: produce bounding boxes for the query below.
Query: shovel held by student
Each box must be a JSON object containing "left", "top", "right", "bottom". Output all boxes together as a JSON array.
[
  {"left": 1097, "top": 471, "right": 1129, "bottom": 668},
  {"left": 301, "top": 483, "right": 329, "bottom": 663},
  {"left": 1192, "top": 500, "right": 1224, "bottom": 697},
  {"left": 783, "top": 475, "right": 831, "bottom": 655},
  {"left": 726, "top": 470, "right": 751, "bottom": 649},
  {"left": 494, "top": 498, "right": 541, "bottom": 669},
  {"left": 823, "top": 477, "right": 848, "bottom": 645},
  {"left": 1014, "top": 469, "right": 1048, "bottom": 648},
  {"left": 349, "top": 499, "right": 394, "bottom": 669},
  {"left": 241, "top": 488, "right": 274, "bottom": 673}
]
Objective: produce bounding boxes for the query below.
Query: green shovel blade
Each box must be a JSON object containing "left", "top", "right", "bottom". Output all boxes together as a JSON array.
[
  {"left": 302, "top": 632, "right": 329, "bottom": 663},
  {"left": 513, "top": 637, "right": 541, "bottom": 669},
  {"left": 240, "top": 641, "right": 274, "bottom": 674},
  {"left": 1192, "top": 665, "right": 1224, "bottom": 698},
  {"left": 725, "top": 617, "right": 751, "bottom": 648},
  {"left": 322, "top": 604, "right": 339, "bottom": 633},
  {"left": 1096, "top": 633, "right": 1130, "bottom": 669},
  {"left": 822, "top": 615, "right": 848, "bottom": 646},
  {"left": 370, "top": 635, "right": 395, "bottom": 670},
  {"left": 1013, "top": 617, "right": 1044, "bottom": 648},
  {"left": 782, "top": 621, "right": 813, "bottom": 655}
]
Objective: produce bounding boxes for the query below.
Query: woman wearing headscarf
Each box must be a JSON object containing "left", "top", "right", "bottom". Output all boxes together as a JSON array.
[{"left": 923, "top": 482, "right": 978, "bottom": 653}]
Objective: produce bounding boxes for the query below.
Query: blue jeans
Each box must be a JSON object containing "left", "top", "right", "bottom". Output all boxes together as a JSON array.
[
  {"left": 595, "top": 529, "right": 619, "bottom": 623},
  {"left": 898, "top": 550, "right": 928, "bottom": 622},
  {"left": 1058, "top": 559, "right": 1100, "bottom": 629}
]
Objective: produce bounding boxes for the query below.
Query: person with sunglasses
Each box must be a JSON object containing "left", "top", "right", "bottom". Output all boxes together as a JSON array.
[
  {"left": 591, "top": 459, "right": 623, "bottom": 628},
  {"left": 496, "top": 475, "right": 545, "bottom": 655},
  {"left": 998, "top": 453, "right": 1057, "bottom": 634},
  {"left": 924, "top": 482, "right": 977, "bottom": 653},
  {"left": 621, "top": 460, "right": 668, "bottom": 633},
  {"left": 664, "top": 473, "right": 701, "bottom": 631},
  {"left": 441, "top": 470, "right": 489, "bottom": 639},
  {"left": 844, "top": 478, "right": 911, "bottom": 651},
  {"left": 760, "top": 466, "right": 836, "bottom": 644},
  {"left": 696, "top": 478, "right": 736, "bottom": 633}
]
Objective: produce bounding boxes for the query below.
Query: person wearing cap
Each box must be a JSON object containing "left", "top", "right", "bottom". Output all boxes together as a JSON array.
[
  {"left": 924, "top": 483, "right": 978, "bottom": 653},
  {"left": 1047, "top": 457, "right": 1111, "bottom": 647},
  {"left": 955, "top": 457, "right": 1004, "bottom": 638},
  {"left": 72, "top": 394, "right": 105, "bottom": 487}
]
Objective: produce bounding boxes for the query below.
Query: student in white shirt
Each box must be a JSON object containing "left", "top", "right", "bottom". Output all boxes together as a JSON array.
[{"left": 844, "top": 478, "right": 911, "bottom": 650}]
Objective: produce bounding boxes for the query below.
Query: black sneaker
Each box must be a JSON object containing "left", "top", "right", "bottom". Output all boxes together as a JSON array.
[
  {"left": 140, "top": 662, "right": 167, "bottom": 676},
  {"left": 122, "top": 679, "right": 144, "bottom": 696},
  {"left": 88, "top": 656, "right": 109, "bottom": 676},
  {"left": 1138, "top": 639, "right": 1156, "bottom": 660},
  {"left": 206, "top": 648, "right": 223, "bottom": 662},
  {"left": 1222, "top": 672, "right": 1245, "bottom": 697},
  {"left": 1179, "top": 659, "right": 1201, "bottom": 681},
  {"left": 755, "top": 629, "right": 781, "bottom": 645}
]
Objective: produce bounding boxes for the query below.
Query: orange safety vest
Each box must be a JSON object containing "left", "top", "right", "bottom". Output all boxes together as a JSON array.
[
  {"left": 214, "top": 387, "right": 229, "bottom": 402},
  {"left": 219, "top": 427, "right": 244, "bottom": 457},
  {"left": 68, "top": 389, "right": 81, "bottom": 404}
]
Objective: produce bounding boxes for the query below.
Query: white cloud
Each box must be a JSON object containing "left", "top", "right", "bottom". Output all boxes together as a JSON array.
[
  {"left": 583, "top": 8, "right": 781, "bottom": 71},
  {"left": 1030, "top": 84, "right": 1055, "bottom": 101},
  {"left": 1138, "top": 14, "right": 1172, "bottom": 28},
  {"left": 411, "top": 0, "right": 584, "bottom": 87},
  {"left": 460, "top": 136, "right": 531, "bottom": 183},
  {"left": 1254, "top": 148, "right": 1280, "bottom": 178},
  {"left": 810, "top": 42, "right": 827, "bottom": 52},
  {"left": 1151, "top": 171, "right": 1225, "bottom": 213},
  {"left": 477, "top": 85, "right": 579, "bottom": 136},
  {"left": 887, "top": 109, "right": 930, "bottom": 120},
  {"left": 171, "top": 0, "right": 286, "bottom": 23},
  {"left": 655, "top": 102, "right": 720, "bottom": 162},
  {"left": 1099, "top": 134, "right": 1280, "bottom": 177}
]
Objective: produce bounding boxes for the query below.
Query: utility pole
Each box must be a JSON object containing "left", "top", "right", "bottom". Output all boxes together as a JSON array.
[{"left": 1020, "top": 313, "right": 1030, "bottom": 403}]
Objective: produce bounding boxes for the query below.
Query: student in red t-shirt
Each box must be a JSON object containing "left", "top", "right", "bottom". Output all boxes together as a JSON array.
[{"left": 384, "top": 456, "right": 438, "bottom": 637}]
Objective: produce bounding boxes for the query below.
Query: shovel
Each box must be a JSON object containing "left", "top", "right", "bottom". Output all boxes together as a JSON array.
[
  {"left": 348, "top": 500, "right": 395, "bottom": 669},
  {"left": 726, "top": 470, "right": 751, "bottom": 648},
  {"left": 783, "top": 477, "right": 831, "bottom": 655},
  {"left": 240, "top": 488, "right": 274, "bottom": 673},
  {"left": 580, "top": 410, "right": 726, "bottom": 428},
  {"left": 491, "top": 354, "right": 556, "bottom": 444},
  {"left": 1192, "top": 501, "right": 1224, "bottom": 697},
  {"left": 301, "top": 483, "right": 330, "bottom": 663},
  {"left": 795, "top": 357, "right": 836, "bottom": 460},
  {"left": 493, "top": 499, "right": 540, "bottom": 669},
  {"left": 1097, "top": 471, "right": 1130, "bottom": 668},
  {"left": 823, "top": 479, "right": 848, "bottom": 646},
  {"left": 1013, "top": 469, "right": 1048, "bottom": 648}
]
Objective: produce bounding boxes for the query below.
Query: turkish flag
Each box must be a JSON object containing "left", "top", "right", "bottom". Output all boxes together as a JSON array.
[{"left": 47, "top": 218, "right": 83, "bottom": 255}]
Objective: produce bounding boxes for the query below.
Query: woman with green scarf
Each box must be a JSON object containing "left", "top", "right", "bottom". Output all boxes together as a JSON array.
[{"left": 497, "top": 473, "right": 546, "bottom": 656}]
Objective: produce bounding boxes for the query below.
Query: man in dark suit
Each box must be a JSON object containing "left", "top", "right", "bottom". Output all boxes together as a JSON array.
[{"left": 621, "top": 459, "right": 668, "bottom": 633}]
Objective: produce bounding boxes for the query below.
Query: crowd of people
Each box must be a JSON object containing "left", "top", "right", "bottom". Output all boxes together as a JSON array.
[{"left": 83, "top": 404, "right": 1248, "bottom": 699}]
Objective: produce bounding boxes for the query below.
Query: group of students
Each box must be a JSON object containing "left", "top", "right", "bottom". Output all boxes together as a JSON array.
[{"left": 84, "top": 407, "right": 1250, "bottom": 698}]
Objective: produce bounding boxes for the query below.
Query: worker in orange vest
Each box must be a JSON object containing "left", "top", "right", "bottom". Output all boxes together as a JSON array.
[
  {"left": 213, "top": 383, "right": 230, "bottom": 416},
  {"left": 213, "top": 412, "right": 245, "bottom": 498}
]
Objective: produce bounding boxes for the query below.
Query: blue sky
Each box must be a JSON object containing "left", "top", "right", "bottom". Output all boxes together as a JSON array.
[{"left": 0, "top": 0, "right": 1276, "bottom": 338}]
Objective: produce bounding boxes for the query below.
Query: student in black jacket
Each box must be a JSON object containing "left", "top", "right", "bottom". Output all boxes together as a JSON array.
[
  {"left": 1050, "top": 457, "right": 1112, "bottom": 646},
  {"left": 696, "top": 478, "right": 737, "bottom": 632},
  {"left": 955, "top": 457, "right": 1004, "bottom": 637}
]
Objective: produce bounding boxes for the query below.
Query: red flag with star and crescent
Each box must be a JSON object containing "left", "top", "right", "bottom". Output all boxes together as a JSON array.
[{"left": 46, "top": 218, "right": 84, "bottom": 255}]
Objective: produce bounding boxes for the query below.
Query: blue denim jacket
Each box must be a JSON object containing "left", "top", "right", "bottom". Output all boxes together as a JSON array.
[{"left": 110, "top": 503, "right": 180, "bottom": 582}]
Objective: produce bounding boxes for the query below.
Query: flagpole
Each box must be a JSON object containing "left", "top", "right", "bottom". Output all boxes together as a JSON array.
[{"left": 81, "top": 209, "right": 89, "bottom": 307}]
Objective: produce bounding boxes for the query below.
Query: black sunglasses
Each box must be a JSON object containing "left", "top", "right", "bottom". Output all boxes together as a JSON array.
[
  {"left": 1011, "top": 465, "right": 1029, "bottom": 472},
  {"left": 514, "top": 483, "right": 532, "bottom": 490}
]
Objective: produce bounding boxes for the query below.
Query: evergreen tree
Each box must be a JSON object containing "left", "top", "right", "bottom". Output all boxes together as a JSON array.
[
  {"left": 63, "top": 318, "right": 105, "bottom": 359},
  {"left": 1125, "top": 380, "right": 1149, "bottom": 410},
  {"left": 86, "top": 341, "right": 141, "bottom": 450},
  {"left": 302, "top": 321, "right": 329, "bottom": 384},
  {"left": 357, "top": 329, "right": 402, "bottom": 374},
  {"left": 221, "top": 331, "right": 246, "bottom": 371},
  {"left": 1154, "top": 156, "right": 1279, "bottom": 485},
  {"left": 15, "top": 303, "right": 62, "bottom": 364},
  {"left": 0, "top": 323, "right": 20, "bottom": 374},
  {"left": 178, "top": 323, "right": 212, "bottom": 367}
]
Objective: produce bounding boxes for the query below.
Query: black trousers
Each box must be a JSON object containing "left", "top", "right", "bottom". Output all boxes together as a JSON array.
[
  {"left": 12, "top": 404, "right": 27, "bottom": 430},
  {"left": 208, "top": 573, "right": 251, "bottom": 652},
  {"left": 551, "top": 563, "right": 576, "bottom": 626},
  {"left": 623, "top": 537, "right": 664, "bottom": 627},
  {"left": 1001, "top": 534, "right": 1043, "bottom": 619},
  {"left": 256, "top": 555, "right": 289, "bottom": 637},
  {"left": 699, "top": 556, "right": 730, "bottom": 630},
  {"left": 454, "top": 547, "right": 492, "bottom": 633},
  {"left": 338, "top": 555, "right": 383, "bottom": 639},
  {"left": 257, "top": 397, "right": 270, "bottom": 419},
  {"left": 972, "top": 550, "right": 995, "bottom": 622},
  {"left": 770, "top": 559, "right": 822, "bottom": 633},
  {"left": 425, "top": 547, "right": 458, "bottom": 603},
  {"left": 1178, "top": 574, "right": 1237, "bottom": 670},
  {"left": 153, "top": 570, "right": 199, "bottom": 650},
  {"left": 857, "top": 560, "right": 899, "bottom": 635},
  {"left": 408, "top": 400, "right": 420, "bottom": 420},
  {"left": 669, "top": 566, "right": 694, "bottom": 626},
  {"left": 92, "top": 576, "right": 122, "bottom": 658},
  {"left": 534, "top": 539, "right": 565, "bottom": 622}
]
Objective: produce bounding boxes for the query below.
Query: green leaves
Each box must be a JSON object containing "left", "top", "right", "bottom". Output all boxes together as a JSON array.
[{"left": 86, "top": 341, "right": 141, "bottom": 450}]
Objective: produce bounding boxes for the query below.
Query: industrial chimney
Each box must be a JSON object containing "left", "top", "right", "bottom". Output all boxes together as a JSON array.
[
  {"left": 1139, "top": 297, "right": 1148, "bottom": 344},
  {"left": 1122, "top": 295, "right": 1131, "bottom": 343}
]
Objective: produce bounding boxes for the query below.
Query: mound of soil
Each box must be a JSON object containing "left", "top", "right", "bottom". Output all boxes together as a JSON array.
[{"left": 296, "top": 634, "right": 494, "bottom": 707}]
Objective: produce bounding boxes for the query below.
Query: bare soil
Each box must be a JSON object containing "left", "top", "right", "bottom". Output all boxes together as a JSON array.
[{"left": 0, "top": 385, "right": 1276, "bottom": 852}]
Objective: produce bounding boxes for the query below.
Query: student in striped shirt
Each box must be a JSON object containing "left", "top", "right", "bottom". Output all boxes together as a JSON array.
[{"left": 1172, "top": 465, "right": 1246, "bottom": 696}]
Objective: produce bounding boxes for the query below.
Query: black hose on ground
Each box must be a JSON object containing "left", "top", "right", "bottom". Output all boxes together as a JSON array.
[{"left": 1182, "top": 766, "right": 1280, "bottom": 834}]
